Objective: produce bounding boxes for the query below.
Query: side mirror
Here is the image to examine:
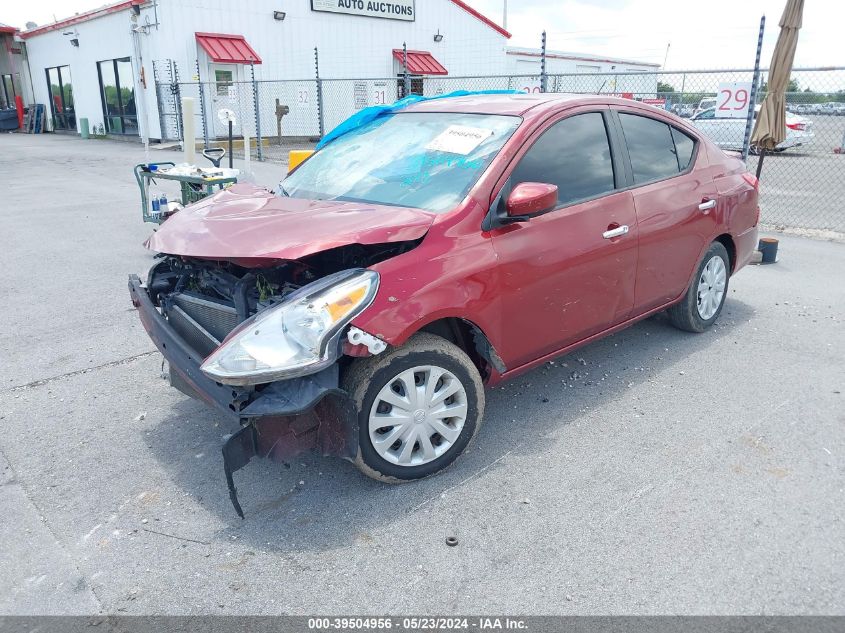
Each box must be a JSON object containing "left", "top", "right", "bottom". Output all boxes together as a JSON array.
[{"left": 504, "top": 182, "right": 559, "bottom": 221}]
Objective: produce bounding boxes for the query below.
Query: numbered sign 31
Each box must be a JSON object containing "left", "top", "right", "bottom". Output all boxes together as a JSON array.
[{"left": 716, "top": 82, "right": 752, "bottom": 118}]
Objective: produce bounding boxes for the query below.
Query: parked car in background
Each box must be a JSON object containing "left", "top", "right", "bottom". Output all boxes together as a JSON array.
[
  {"left": 693, "top": 97, "right": 717, "bottom": 117},
  {"left": 691, "top": 105, "right": 814, "bottom": 152},
  {"left": 129, "top": 93, "right": 760, "bottom": 515},
  {"left": 672, "top": 104, "right": 695, "bottom": 118}
]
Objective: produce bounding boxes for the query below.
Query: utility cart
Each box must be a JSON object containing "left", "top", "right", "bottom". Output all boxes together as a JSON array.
[{"left": 134, "top": 151, "right": 238, "bottom": 224}]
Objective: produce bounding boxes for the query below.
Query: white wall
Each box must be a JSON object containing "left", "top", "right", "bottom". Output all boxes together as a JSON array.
[
  {"left": 23, "top": 10, "right": 136, "bottom": 133},
  {"left": 22, "top": 1, "right": 668, "bottom": 143},
  {"left": 507, "top": 49, "right": 659, "bottom": 97},
  {"left": 23, "top": 0, "right": 509, "bottom": 140},
  {"left": 139, "top": 0, "right": 509, "bottom": 139},
  {"left": 143, "top": 0, "right": 507, "bottom": 82}
]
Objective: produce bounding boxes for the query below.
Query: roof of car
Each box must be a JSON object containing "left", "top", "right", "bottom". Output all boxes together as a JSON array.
[{"left": 400, "top": 93, "right": 658, "bottom": 118}]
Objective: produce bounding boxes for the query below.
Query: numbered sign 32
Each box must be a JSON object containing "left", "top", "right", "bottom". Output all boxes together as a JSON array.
[{"left": 716, "top": 82, "right": 752, "bottom": 118}]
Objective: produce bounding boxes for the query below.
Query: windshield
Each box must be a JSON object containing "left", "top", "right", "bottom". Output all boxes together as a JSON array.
[{"left": 282, "top": 112, "right": 521, "bottom": 213}]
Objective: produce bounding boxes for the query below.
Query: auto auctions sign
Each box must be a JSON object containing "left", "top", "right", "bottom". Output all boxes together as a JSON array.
[{"left": 311, "top": 0, "right": 415, "bottom": 21}]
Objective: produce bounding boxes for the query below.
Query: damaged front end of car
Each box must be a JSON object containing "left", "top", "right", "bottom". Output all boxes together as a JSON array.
[{"left": 128, "top": 242, "right": 415, "bottom": 517}]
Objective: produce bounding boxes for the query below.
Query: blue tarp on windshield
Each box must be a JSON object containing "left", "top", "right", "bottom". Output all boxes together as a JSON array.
[{"left": 316, "top": 90, "right": 522, "bottom": 150}]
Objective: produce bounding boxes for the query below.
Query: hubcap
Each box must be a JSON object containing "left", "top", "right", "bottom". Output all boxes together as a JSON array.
[
  {"left": 697, "top": 255, "right": 727, "bottom": 320},
  {"left": 368, "top": 365, "right": 468, "bottom": 467}
]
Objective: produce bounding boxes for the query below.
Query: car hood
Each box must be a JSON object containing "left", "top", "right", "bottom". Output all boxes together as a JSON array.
[{"left": 145, "top": 183, "right": 437, "bottom": 264}]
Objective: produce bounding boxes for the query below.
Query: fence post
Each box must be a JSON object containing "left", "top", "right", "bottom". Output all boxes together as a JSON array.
[
  {"left": 742, "top": 15, "right": 766, "bottom": 161},
  {"left": 679, "top": 72, "right": 686, "bottom": 111},
  {"left": 195, "top": 58, "right": 209, "bottom": 149},
  {"left": 250, "top": 62, "right": 263, "bottom": 161},
  {"left": 172, "top": 60, "right": 183, "bottom": 143},
  {"left": 402, "top": 42, "right": 411, "bottom": 97},
  {"left": 540, "top": 31, "right": 548, "bottom": 93},
  {"left": 315, "top": 47, "right": 325, "bottom": 138}
]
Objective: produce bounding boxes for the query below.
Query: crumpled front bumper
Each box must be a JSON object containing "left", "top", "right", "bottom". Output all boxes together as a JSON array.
[{"left": 128, "top": 275, "right": 357, "bottom": 517}]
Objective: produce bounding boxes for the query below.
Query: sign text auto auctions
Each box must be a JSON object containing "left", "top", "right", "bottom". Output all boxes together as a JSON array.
[{"left": 311, "top": 0, "right": 415, "bottom": 21}]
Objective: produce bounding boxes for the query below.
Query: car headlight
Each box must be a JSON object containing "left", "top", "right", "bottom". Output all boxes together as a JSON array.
[{"left": 200, "top": 269, "right": 378, "bottom": 386}]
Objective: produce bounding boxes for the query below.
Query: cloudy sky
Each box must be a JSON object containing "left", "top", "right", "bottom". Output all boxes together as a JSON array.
[
  {"left": 469, "top": 0, "right": 841, "bottom": 69},
  {"left": 3, "top": 0, "right": 842, "bottom": 69}
]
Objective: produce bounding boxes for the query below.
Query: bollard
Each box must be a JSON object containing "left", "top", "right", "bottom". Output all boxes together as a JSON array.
[
  {"left": 182, "top": 97, "right": 196, "bottom": 165},
  {"left": 80, "top": 117, "right": 90, "bottom": 139},
  {"left": 758, "top": 237, "right": 779, "bottom": 264}
]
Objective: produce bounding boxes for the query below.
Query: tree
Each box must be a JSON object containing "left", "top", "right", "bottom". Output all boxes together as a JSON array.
[
  {"left": 760, "top": 78, "right": 800, "bottom": 94},
  {"left": 657, "top": 81, "right": 675, "bottom": 93}
]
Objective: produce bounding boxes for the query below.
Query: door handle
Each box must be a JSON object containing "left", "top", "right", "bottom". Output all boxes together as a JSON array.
[
  {"left": 698, "top": 199, "right": 717, "bottom": 212},
  {"left": 602, "top": 224, "right": 629, "bottom": 239}
]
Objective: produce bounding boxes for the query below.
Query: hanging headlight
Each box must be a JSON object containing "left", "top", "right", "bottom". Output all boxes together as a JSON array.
[{"left": 200, "top": 269, "right": 378, "bottom": 386}]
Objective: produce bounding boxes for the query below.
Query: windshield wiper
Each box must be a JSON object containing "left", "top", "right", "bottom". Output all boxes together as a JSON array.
[{"left": 278, "top": 184, "right": 290, "bottom": 197}]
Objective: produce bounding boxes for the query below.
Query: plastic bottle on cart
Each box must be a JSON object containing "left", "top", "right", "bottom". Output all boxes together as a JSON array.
[
  {"left": 159, "top": 193, "right": 168, "bottom": 216},
  {"left": 151, "top": 195, "right": 160, "bottom": 219}
]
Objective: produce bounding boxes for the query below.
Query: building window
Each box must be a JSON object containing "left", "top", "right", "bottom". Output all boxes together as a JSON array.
[
  {"left": 45, "top": 66, "right": 75, "bottom": 130},
  {"left": 97, "top": 57, "right": 137, "bottom": 135},
  {"left": 214, "top": 69, "right": 234, "bottom": 96}
]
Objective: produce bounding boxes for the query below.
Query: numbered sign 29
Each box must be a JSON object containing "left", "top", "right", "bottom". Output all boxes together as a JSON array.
[{"left": 716, "top": 82, "right": 752, "bottom": 118}]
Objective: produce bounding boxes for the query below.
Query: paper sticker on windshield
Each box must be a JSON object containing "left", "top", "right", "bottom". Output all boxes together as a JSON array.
[{"left": 426, "top": 125, "right": 493, "bottom": 155}]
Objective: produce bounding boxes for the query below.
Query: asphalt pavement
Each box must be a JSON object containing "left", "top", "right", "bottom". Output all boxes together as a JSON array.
[{"left": 1, "top": 133, "right": 843, "bottom": 615}]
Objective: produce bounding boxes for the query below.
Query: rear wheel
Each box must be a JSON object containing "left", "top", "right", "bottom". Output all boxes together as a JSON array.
[
  {"left": 342, "top": 333, "right": 485, "bottom": 482},
  {"left": 668, "top": 241, "right": 730, "bottom": 333}
]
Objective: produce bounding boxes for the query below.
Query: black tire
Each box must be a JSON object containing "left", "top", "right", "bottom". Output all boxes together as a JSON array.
[
  {"left": 668, "top": 241, "right": 731, "bottom": 333},
  {"left": 342, "top": 332, "right": 485, "bottom": 482}
]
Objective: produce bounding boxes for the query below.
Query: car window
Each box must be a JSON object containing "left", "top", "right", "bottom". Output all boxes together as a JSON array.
[
  {"left": 618, "top": 113, "right": 681, "bottom": 184},
  {"left": 670, "top": 127, "right": 696, "bottom": 171},
  {"left": 696, "top": 108, "right": 715, "bottom": 120},
  {"left": 511, "top": 112, "right": 615, "bottom": 207}
]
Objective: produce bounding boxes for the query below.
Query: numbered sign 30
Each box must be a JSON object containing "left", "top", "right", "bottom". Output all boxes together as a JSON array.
[{"left": 716, "top": 82, "right": 752, "bottom": 119}]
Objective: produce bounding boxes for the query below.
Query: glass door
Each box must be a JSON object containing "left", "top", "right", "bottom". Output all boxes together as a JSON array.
[
  {"left": 97, "top": 57, "right": 137, "bottom": 135},
  {"left": 45, "top": 66, "right": 75, "bottom": 130},
  {"left": 1, "top": 74, "right": 14, "bottom": 109}
]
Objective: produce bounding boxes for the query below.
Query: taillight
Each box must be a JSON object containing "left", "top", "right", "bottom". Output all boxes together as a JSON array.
[
  {"left": 786, "top": 122, "right": 806, "bottom": 131},
  {"left": 742, "top": 172, "right": 759, "bottom": 191}
]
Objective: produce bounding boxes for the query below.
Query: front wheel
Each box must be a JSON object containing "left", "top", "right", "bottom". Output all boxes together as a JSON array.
[
  {"left": 342, "top": 333, "right": 485, "bottom": 482},
  {"left": 668, "top": 241, "right": 730, "bottom": 333}
]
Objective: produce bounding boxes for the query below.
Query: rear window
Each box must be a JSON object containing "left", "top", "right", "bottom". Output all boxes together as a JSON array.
[
  {"left": 671, "top": 127, "right": 696, "bottom": 170},
  {"left": 618, "top": 113, "right": 678, "bottom": 183},
  {"left": 619, "top": 113, "right": 695, "bottom": 184}
]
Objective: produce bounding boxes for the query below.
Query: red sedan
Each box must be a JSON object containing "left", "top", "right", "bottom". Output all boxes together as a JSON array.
[{"left": 130, "top": 94, "right": 759, "bottom": 514}]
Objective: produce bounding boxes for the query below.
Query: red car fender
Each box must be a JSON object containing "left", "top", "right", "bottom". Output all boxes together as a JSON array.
[{"left": 350, "top": 206, "right": 504, "bottom": 362}]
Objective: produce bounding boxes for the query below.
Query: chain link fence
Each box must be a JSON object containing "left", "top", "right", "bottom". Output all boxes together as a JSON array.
[{"left": 154, "top": 64, "right": 845, "bottom": 234}]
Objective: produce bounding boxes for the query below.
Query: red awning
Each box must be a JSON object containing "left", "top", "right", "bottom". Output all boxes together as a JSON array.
[
  {"left": 392, "top": 49, "right": 448, "bottom": 75},
  {"left": 196, "top": 32, "right": 262, "bottom": 65}
]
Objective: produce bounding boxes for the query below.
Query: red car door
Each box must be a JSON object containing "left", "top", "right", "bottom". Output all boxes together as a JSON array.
[
  {"left": 612, "top": 108, "right": 719, "bottom": 313},
  {"left": 488, "top": 108, "right": 639, "bottom": 370}
]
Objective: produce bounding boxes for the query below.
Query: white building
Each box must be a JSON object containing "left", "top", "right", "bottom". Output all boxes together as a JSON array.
[
  {"left": 1, "top": 24, "right": 34, "bottom": 111},
  {"left": 21, "top": 0, "right": 513, "bottom": 141},
  {"left": 507, "top": 46, "right": 660, "bottom": 95},
  {"left": 19, "top": 0, "right": 661, "bottom": 143}
]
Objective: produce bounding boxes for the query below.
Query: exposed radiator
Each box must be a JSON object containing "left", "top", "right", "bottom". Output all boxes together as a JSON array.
[{"left": 166, "top": 292, "right": 241, "bottom": 356}]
